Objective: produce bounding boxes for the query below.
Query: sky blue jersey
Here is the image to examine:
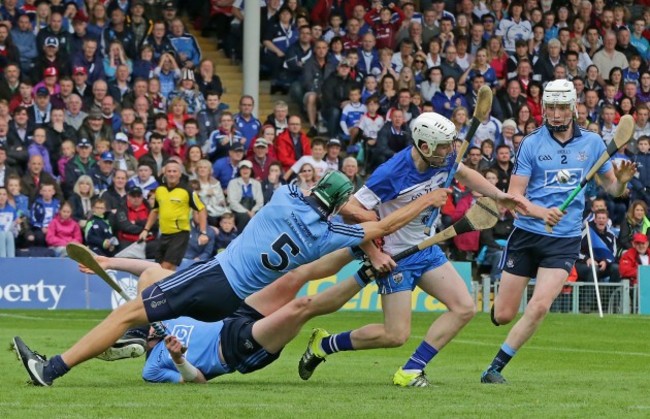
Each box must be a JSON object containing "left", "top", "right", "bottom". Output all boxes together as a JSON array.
[
  {"left": 512, "top": 125, "right": 612, "bottom": 237},
  {"left": 217, "top": 184, "right": 365, "bottom": 299},
  {"left": 142, "top": 317, "right": 230, "bottom": 383}
]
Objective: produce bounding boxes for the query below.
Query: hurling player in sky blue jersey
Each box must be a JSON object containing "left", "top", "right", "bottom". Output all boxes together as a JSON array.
[
  {"left": 14, "top": 171, "right": 454, "bottom": 386},
  {"left": 480, "top": 80, "right": 637, "bottom": 384},
  {"left": 298, "top": 113, "right": 529, "bottom": 388},
  {"left": 59, "top": 251, "right": 366, "bottom": 384}
]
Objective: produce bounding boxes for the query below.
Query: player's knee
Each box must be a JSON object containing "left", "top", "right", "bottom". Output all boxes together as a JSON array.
[
  {"left": 525, "top": 300, "right": 550, "bottom": 323},
  {"left": 384, "top": 328, "right": 410, "bottom": 348},
  {"left": 493, "top": 305, "right": 517, "bottom": 325},
  {"left": 291, "top": 296, "right": 312, "bottom": 313},
  {"left": 451, "top": 299, "right": 476, "bottom": 323}
]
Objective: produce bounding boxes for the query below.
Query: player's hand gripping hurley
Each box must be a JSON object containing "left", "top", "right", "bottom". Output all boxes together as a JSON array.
[
  {"left": 544, "top": 114, "right": 636, "bottom": 233},
  {"left": 424, "top": 85, "right": 494, "bottom": 235},
  {"left": 359, "top": 197, "right": 499, "bottom": 281}
]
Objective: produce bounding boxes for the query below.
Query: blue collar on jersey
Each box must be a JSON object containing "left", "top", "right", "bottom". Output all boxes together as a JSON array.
[{"left": 546, "top": 120, "right": 582, "bottom": 148}]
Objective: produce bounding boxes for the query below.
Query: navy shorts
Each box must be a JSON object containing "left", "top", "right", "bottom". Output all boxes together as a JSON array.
[
  {"left": 142, "top": 259, "right": 243, "bottom": 323},
  {"left": 220, "top": 302, "right": 282, "bottom": 374},
  {"left": 500, "top": 227, "right": 581, "bottom": 278},
  {"left": 156, "top": 232, "right": 190, "bottom": 267}
]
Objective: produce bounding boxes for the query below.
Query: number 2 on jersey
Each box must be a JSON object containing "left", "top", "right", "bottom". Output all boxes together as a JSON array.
[{"left": 261, "top": 233, "right": 300, "bottom": 271}]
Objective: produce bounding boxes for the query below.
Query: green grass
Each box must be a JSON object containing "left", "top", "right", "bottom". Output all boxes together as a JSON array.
[{"left": 1, "top": 310, "right": 650, "bottom": 418}]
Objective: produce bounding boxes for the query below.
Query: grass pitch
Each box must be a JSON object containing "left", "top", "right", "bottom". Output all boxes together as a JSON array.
[{"left": 1, "top": 310, "right": 649, "bottom": 418}]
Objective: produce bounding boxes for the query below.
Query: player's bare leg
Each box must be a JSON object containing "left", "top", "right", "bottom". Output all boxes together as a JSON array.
[
  {"left": 392, "top": 263, "right": 475, "bottom": 387},
  {"left": 503, "top": 268, "right": 568, "bottom": 350},
  {"left": 253, "top": 278, "right": 363, "bottom": 354},
  {"left": 349, "top": 291, "right": 413, "bottom": 349},
  {"left": 492, "top": 271, "right": 531, "bottom": 325},
  {"left": 482, "top": 268, "right": 568, "bottom": 384},
  {"left": 415, "top": 263, "right": 476, "bottom": 349}
]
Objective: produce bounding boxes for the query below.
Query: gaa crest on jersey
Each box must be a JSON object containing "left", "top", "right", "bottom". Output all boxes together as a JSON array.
[
  {"left": 506, "top": 258, "right": 515, "bottom": 269},
  {"left": 577, "top": 151, "right": 588, "bottom": 162}
]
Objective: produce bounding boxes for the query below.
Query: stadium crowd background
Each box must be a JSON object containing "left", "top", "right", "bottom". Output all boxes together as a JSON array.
[{"left": 0, "top": 0, "right": 649, "bottom": 292}]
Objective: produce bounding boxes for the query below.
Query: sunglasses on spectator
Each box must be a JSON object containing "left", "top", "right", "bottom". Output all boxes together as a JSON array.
[{"left": 415, "top": 60, "right": 425, "bottom": 64}]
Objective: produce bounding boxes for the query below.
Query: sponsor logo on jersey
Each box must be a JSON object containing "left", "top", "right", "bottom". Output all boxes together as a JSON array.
[{"left": 544, "top": 168, "right": 583, "bottom": 190}]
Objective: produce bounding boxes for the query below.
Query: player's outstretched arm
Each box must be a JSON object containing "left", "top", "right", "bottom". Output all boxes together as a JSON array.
[
  {"left": 360, "top": 188, "right": 451, "bottom": 242},
  {"left": 455, "top": 163, "right": 529, "bottom": 215},
  {"left": 507, "top": 174, "right": 565, "bottom": 226},
  {"left": 599, "top": 160, "right": 637, "bottom": 197}
]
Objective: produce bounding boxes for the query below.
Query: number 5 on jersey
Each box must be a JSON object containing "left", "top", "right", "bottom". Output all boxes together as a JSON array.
[{"left": 261, "top": 233, "right": 301, "bottom": 271}]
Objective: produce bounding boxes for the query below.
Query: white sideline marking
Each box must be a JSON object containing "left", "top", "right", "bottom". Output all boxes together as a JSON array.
[
  {"left": 446, "top": 338, "right": 650, "bottom": 358},
  {"left": 0, "top": 313, "right": 104, "bottom": 322}
]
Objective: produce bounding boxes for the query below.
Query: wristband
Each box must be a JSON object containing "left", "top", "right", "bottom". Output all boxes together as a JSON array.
[{"left": 174, "top": 359, "right": 199, "bottom": 382}]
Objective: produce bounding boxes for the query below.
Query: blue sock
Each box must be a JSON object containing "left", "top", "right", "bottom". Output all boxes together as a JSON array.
[
  {"left": 403, "top": 341, "right": 438, "bottom": 371},
  {"left": 488, "top": 343, "right": 517, "bottom": 373},
  {"left": 44, "top": 355, "right": 70, "bottom": 382},
  {"left": 320, "top": 332, "right": 353, "bottom": 355}
]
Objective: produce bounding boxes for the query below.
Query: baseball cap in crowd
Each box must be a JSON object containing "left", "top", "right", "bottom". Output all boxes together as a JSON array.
[
  {"left": 114, "top": 132, "right": 129, "bottom": 143},
  {"left": 181, "top": 68, "right": 195, "bottom": 82},
  {"left": 633, "top": 233, "right": 648, "bottom": 244},
  {"left": 163, "top": 1, "right": 176, "bottom": 10},
  {"left": 254, "top": 138, "right": 269, "bottom": 148},
  {"left": 72, "top": 11, "right": 88, "bottom": 23},
  {"left": 100, "top": 151, "right": 115, "bottom": 162},
  {"left": 238, "top": 160, "right": 253, "bottom": 169},
  {"left": 328, "top": 138, "right": 342, "bottom": 147},
  {"left": 131, "top": 0, "right": 145, "bottom": 7},
  {"left": 338, "top": 59, "right": 351, "bottom": 67},
  {"left": 502, "top": 119, "right": 517, "bottom": 130},
  {"left": 44, "top": 67, "right": 58, "bottom": 78},
  {"left": 35, "top": 87, "right": 50, "bottom": 97},
  {"left": 77, "top": 138, "right": 92, "bottom": 148},
  {"left": 128, "top": 186, "right": 144, "bottom": 196},
  {"left": 229, "top": 143, "right": 245, "bottom": 152},
  {"left": 73, "top": 66, "right": 87, "bottom": 76},
  {"left": 88, "top": 110, "right": 103, "bottom": 120},
  {"left": 44, "top": 37, "right": 59, "bottom": 48}
]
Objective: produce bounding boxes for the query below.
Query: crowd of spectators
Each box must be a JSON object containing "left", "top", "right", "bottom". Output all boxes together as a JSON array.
[{"left": 1, "top": 0, "right": 650, "bottom": 298}]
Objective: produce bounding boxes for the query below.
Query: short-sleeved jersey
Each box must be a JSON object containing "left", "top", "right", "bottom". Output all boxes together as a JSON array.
[
  {"left": 354, "top": 146, "right": 452, "bottom": 254},
  {"left": 218, "top": 184, "right": 365, "bottom": 299},
  {"left": 153, "top": 182, "right": 206, "bottom": 234},
  {"left": 142, "top": 317, "right": 230, "bottom": 383},
  {"left": 512, "top": 125, "right": 612, "bottom": 237}
]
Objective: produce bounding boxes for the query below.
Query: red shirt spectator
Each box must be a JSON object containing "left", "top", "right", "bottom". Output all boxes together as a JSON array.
[
  {"left": 275, "top": 117, "right": 311, "bottom": 172},
  {"left": 364, "top": 4, "right": 405, "bottom": 50},
  {"left": 619, "top": 233, "right": 650, "bottom": 287}
]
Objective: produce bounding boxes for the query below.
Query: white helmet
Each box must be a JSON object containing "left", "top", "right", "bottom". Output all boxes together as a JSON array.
[
  {"left": 411, "top": 112, "right": 457, "bottom": 159},
  {"left": 542, "top": 79, "right": 577, "bottom": 132}
]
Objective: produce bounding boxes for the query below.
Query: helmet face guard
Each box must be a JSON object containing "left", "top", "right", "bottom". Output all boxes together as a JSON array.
[
  {"left": 311, "top": 171, "right": 354, "bottom": 216},
  {"left": 411, "top": 112, "right": 457, "bottom": 164},
  {"left": 543, "top": 79, "right": 577, "bottom": 133}
]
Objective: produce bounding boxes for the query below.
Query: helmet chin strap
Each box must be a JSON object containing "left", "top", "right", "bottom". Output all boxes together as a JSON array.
[{"left": 545, "top": 118, "right": 573, "bottom": 133}]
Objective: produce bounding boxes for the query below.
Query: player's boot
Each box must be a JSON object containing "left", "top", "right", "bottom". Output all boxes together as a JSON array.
[
  {"left": 480, "top": 368, "right": 507, "bottom": 384},
  {"left": 393, "top": 367, "right": 431, "bottom": 387},
  {"left": 12, "top": 336, "right": 53, "bottom": 386},
  {"left": 298, "top": 328, "right": 330, "bottom": 380},
  {"left": 95, "top": 338, "right": 146, "bottom": 361}
]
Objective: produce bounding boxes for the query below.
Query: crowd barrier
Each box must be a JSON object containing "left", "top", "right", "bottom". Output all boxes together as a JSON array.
[{"left": 0, "top": 258, "right": 472, "bottom": 312}]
